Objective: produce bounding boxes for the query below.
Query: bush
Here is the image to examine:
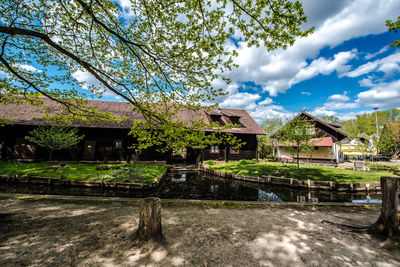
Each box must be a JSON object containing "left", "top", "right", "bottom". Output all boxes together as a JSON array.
[
  {"left": 238, "top": 159, "right": 251, "bottom": 165},
  {"left": 206, "top": 160, "right": 216, "bottom": 166}
]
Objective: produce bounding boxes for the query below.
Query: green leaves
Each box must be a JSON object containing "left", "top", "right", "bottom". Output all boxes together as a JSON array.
[
  {"left": 25, "top": 126, "right": 84, "bottom": 160},
  {"left": 386, "top": 16, "right": 400, "bottom": 47},
  {"left": 378, "top": 124, "right": 400, "bottom": 157},
  {"left": 1, "top": 0, "right": 312, "bottom": 151},
  {"left": 276, "top": 116, "right": 318, "bottom": 171}
]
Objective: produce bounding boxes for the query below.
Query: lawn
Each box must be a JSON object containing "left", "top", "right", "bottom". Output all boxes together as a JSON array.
[
  {"left": 207, "top": 160, "right": 399, "bottom": 182},
  {"left": 0, "top": 161, "right": 168, "bottom": 183}
]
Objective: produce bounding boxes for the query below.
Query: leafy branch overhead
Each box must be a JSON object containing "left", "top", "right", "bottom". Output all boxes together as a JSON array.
[{"left": 0, "top": 0, "right": 312, "bottom": 150}]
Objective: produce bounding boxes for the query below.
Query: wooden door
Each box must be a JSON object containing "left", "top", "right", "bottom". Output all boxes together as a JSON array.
[{"left": 82, "top": 140, "right": 96, "bottom": 160}]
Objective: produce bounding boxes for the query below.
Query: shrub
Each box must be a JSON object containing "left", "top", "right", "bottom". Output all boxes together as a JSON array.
[
  {"left": 206, "top": 160, "right": 216, "bottom": 166},
  {"left": 238, "top": 159, "right": 251, "bottom": 165}
]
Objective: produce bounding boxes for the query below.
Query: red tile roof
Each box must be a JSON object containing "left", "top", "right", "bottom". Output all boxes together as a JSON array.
[{"left": 277, "top": 137, "right": 334, "bottom": 147}]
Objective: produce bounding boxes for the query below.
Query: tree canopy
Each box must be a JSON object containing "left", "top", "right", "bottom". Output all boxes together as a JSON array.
[
  {"left": 25, "top": 126, "right": 84, "bottom": 160},
  {"left": 275, "top": 116, "right": 317, "bottom": 171},
  {"left": 0, "top": 0, "right": 312, "bottom": 151},
  {"left": 341, "top": 109, "right": 400, "bottom": 139}
]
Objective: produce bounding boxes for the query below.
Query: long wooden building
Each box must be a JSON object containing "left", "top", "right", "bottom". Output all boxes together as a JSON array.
[{"left": 0, "top": 99, "right": 265, "bottom": 163}]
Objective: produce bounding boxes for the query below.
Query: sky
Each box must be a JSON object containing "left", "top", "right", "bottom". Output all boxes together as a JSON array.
[
  {"left": 11, "top": 0, "right": 399, "bottom": 124},
  {"left": 204, "top": 0, "right": 400, "bottom": 123}
]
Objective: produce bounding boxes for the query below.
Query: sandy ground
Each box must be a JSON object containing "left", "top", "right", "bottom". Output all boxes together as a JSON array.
[{"left": 1, "top": 197, "right": 399, "bottom": 267}]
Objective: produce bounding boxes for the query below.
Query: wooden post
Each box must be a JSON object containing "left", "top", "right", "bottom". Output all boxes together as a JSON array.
[
  {"left": 137, "top": 197, "right": 163, "bottom": 241},
  {"left": 369, "top": 177, "right": 400, "bottom": 241}
]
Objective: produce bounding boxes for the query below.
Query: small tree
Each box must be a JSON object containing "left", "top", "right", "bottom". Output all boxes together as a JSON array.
[
  {"left": 276, "top": 116, "right": 317, "bottom": 172},
  {"left": 25, "top": 126, "right": 84, "bottom": 161},
  {"left": 378, "top": 124, "right": 400, "bottom": 158}
]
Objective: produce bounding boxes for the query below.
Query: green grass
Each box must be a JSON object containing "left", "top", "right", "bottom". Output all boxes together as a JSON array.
[
  {"left": 208, "top": 161, "right": 399, "bottom": 182},
  {"left": 0, "top": 161, "right": 167, "bottom": 183}
]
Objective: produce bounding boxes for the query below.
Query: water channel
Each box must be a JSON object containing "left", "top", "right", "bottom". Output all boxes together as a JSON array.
[{"left": 0, "top": 170, "right": 381, "bottom": 203}]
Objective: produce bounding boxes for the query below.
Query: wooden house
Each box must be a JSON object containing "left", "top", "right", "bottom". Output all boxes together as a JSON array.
[
  {"left": 0, "top": 99, "right": 265, "bottom": 163},
  {"left": 274, "top": 111, "right": 348, "bottom": 163}
]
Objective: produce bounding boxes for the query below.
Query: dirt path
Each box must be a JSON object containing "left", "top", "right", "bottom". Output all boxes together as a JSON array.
[{"left": 1, "top": 197, "right": 399, "bottom": 266}]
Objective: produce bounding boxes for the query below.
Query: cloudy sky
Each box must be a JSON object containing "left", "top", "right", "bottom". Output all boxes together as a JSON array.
[
  {"left": 206, "top": 0, "right": 400, "bottom": 123},
  {"left": 69, "top": 0, "right": 400, "bottom": 123}
]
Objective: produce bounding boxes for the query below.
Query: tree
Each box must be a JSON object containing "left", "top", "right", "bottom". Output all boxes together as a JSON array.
[
  {"left": 378, "top": 124, "right": 400, "bottom": 158},
  {"left": 25, "top": 126, "right": 84, "bottom": 161},
  {"left": 354, "top": 136, "right": 373, "bottom": 161},
  {"left": 276, "top": 116, "right": 317, "bottom": 172},
  {"left": 0, "top": 0, "right": 312, "bottom": 152},
  {"left": 386, "top": 16, "right": 400, "bottom": 47},
  {"left": 341, "top": 109, "right": 400, "bottom": 139},
  {"left": 258, "top": 118, "right": 283, "bottom": 159}
]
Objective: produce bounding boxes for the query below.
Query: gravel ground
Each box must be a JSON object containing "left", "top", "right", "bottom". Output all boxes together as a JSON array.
[{"left": 0, "top": 197, "right": 399, "bottom": 266}]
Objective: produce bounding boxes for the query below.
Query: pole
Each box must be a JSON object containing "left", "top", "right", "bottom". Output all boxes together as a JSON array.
[
  {"left": 373, "top": 107, "right": 379, "bottom": 157},
  {"left": 373, "top": 107, "right": 379, "bottom": 141}
]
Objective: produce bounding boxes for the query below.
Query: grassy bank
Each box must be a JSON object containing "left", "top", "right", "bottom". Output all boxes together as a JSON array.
[
  {"left": 0, "top": 161, "right": 167, "bottom": 183},
  {"left": 208, "top": 160, "right": 399, "bottom": 182}
]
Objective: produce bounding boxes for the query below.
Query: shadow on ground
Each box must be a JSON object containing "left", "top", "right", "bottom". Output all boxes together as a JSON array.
[{"left": 0, "top": 198, "right": 399, "bottom": 266}]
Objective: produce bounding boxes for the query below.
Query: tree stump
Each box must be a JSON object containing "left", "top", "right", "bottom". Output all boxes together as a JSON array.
[
  {"left": 137, "top": 197, "right": 163, "bottom": 241},
  {"left": 369, "top": 177, "right": 400, "bottom": 241}
]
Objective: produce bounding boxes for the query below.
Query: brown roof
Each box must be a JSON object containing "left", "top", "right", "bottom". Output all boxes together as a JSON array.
[
  {"left": 0, "top": 98, "right": 265, "bottom": 135},
  {"left": 273, "top": 111, "right": 348, "bottom": 142}
]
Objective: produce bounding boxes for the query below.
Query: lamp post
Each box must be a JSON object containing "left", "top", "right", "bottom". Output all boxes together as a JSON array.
[
  {"left": 373, "top": 107, "right": 379, "bottom": 141},
  {"left": 373, "top": 107, "right": 379, "bottom": 157}
]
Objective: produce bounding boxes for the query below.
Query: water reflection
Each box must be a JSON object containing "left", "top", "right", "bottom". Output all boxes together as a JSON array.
[
  {"left": 0, "top": 170, "right": 382, "bottom": 203},
  {"left": 258, "top": 189, "right": 282, "bottom": 202}
]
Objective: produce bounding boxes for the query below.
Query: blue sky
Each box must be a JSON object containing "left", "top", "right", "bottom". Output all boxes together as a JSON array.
[{"left": 203, "top": 0, "right": 400, "bottom": 123}]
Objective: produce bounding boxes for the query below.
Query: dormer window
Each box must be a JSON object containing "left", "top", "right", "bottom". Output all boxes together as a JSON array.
[
  {"left": 230, "top": 116, "right": 243, "bottom": 127},
  {"left": 210, "top": 115, "right": 224, "bottom": 126}
]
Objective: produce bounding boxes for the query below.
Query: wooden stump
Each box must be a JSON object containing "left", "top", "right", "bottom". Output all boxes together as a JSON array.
[
  {"left": 137, "top": 197, "right": 163, "bottom": 241},
  {"left": 369, "top": 177, "right": 400, "bottom": 241}
]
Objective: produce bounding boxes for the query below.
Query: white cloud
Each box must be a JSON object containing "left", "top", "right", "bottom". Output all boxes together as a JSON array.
[
  {"left": 258, "top": 98, "right": 273, "bottom": 106},
  {"left": 356, "top": 79, "right": 400, "bottom": 109},
  {"left": 301, "top": 91, "right": 311, "bottom": 96},
  {"left": 328, "top": 93, "right": 350, "bottom": 102},
  {"left": 365, "top": 45, "right": 389, "bottom": 60},
  {"left": 310, "top": 108, "right": 337, "bottom": 117},
  {"left": 221, "top": 0, "right": 400, "bottom": 97},
  {"left": 219, "top": 91, "right": 260, "bottom": 110},
  {"left": 17, "top": 64, "right": 42, "bottom": 73},
  {"left": 72, "top": 70, "right": 122, "bottom": 99},
  {"left": 345, "top": 52, "right": 400, "bottom": 78},
  {"left": 249, "top": 105, "right": 294, "bottom": 123}
]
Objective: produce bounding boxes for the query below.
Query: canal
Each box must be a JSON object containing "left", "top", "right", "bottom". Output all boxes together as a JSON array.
[{"left": 0, "top": 170, "right": 381, "bottom": 203}]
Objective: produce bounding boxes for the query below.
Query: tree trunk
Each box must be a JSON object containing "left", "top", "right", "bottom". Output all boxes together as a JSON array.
[
  {"left": 137, "top": 197, "right": 163, "bottom": 241},
  {"left": 49, "top": 150, "right": 53, "bottom": 161},
  {"left": 369, "top": 177, "right": 400, "bottom": 241}
]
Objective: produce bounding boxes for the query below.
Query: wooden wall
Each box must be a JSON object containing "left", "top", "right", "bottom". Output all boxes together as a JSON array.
[
  {"left": 0, "top": 125, "right": 259, "bottom": 162},
  {"left": 201, "top": 134, "right": 258, "bottom": 161}
]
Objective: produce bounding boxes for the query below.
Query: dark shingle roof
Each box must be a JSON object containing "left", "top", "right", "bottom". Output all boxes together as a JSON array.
[{"left": 0, "top": 98, "right": 265, "bottom": 135}]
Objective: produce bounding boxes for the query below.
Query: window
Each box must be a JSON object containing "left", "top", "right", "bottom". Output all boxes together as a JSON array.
[
  {"left": 210, "top": 115, "right": 224, "bottom": 126},
  {"left": 114, "top": 140, "right": 122, "bottom": 149},
  {"left": 210, "top": 145, "right": 219, "bottom": 153},
  {"left": 230, "top": 147, "right": 240, "bottom": 154},
  {"left": 230, "top": 117, "right": 243, "bottom": 127}
]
